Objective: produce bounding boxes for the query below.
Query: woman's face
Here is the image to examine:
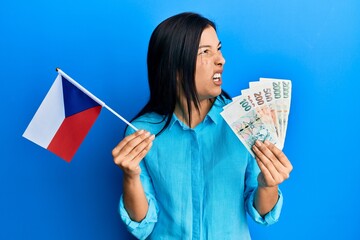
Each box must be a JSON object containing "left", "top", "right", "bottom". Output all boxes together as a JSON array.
[{"left": 195, "top": 26, "right": 225, "bottom": 101}]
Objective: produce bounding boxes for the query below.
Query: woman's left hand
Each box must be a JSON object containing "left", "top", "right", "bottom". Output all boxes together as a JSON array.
[{"left": 252, "top": 140, "right": 293, "bottom": 188}]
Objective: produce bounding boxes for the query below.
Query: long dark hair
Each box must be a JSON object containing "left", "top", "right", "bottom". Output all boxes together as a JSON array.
[{"left": 132, "top": 12, "right": 230, "bottom": 135}]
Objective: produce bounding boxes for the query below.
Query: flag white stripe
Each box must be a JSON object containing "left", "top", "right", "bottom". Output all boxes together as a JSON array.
[{"left": 23, "top": 75, "right": 65, "bottom": 148}]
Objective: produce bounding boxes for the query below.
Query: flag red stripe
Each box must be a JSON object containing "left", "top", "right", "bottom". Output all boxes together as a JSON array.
[{"left": 47, "top": 105, "right": 102, "bottom": 162}]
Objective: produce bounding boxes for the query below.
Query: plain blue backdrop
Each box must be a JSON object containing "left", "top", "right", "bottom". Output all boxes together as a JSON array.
[{"left": 1, "top": 0, "right": 359, "bottom": 239}]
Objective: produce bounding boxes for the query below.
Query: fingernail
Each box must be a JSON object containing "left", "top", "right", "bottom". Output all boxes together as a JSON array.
[
  {"left": 255, "top": 140, "right": 261, "bottom": 146},
  {"left": 264, "top": 140, "right": 270, "bottom": 146},
  {"left": 149, "top": 134, "right": 155, "bottom": 140},
  {"left": 144, "top": 131, "right": 151, "bottom": 137}
]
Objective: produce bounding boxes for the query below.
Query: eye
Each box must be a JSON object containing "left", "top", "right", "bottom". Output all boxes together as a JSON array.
[
  {"left": 198, "top": 49, "right": 210, "bottom": 55},
  {"left": 218, "top": 46, "right": 222, "bottom": 51}
]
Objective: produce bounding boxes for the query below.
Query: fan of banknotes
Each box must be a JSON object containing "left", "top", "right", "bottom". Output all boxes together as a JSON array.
[{"left": 221, "top": 78, "right": 292, "bottom": 157}]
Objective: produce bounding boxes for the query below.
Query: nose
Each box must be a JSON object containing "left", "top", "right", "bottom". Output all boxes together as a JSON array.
[{"left": 215, "top": 51, "right": 225, "bottom": 66}]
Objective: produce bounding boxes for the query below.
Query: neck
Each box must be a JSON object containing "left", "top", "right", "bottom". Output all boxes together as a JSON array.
[{"left": 174, "top": 97, "right": 214, "bottom": 128}]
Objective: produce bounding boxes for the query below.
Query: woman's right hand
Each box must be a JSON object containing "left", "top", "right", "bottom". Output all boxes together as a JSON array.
[{"left": 112, "top": 130, "right": 155, "bottom": 178}]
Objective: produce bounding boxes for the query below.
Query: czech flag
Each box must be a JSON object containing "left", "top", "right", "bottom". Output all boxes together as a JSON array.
[{"left": 23, "top": 71, "right": 103, "bottom": 162}]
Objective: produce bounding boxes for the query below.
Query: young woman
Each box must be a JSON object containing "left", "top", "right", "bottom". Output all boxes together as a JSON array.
[{"left": 112, "top": 12, "right": 293, "bottom": 240}]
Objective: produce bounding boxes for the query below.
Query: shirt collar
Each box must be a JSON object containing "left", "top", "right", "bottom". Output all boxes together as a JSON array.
[
  {"left": 207, "top": 97, "right": 224, "bottom": 125},
  {"left": 168, "top": 97, "right": 227, "bottom": 130},
  {"left": 169, "top": 113, "right": 182, "bottom": 130}
]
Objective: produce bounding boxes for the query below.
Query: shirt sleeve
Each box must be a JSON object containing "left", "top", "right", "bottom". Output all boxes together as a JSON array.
[
  {"left": 118, "top": 126, "right": 159, "bottom": 239},
  {"left": 243, "top": 153, "right": 283, "bottom": 225}
]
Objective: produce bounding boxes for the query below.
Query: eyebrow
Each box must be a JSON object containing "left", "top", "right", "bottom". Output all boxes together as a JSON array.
[{"left": 198, "top": 41, "right": 222, "bottom": 49}]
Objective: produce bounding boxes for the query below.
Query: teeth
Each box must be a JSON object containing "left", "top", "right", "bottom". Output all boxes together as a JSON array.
[{"left": 213, "top": 73, "right": 221, "bottom": 79}]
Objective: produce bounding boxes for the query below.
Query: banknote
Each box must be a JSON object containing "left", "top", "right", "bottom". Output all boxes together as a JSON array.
[
  {"left": 247, "top": 81, "right": 282, "bottom": 147},
  {"left": 260, "top": 78, "right": 292, "bottom": 145},
  {"left": 221, "top": 94, "right": 281, "bottom": 157},
  {"left": 242, "top": 84, "right": 282, "bottom": 148},
  {"left": 281, "top": 80, "right": 292, "bottom": 139},
  {"left": 221, "top": 78, "right": 292, "bottom": 156}
]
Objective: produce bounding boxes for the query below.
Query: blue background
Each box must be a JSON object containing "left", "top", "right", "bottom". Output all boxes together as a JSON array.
[{"left": 1, "top": 0, "right": 359, "bottom": 239}]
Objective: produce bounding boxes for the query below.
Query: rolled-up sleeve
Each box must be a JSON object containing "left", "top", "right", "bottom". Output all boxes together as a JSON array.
[
  {"left": 118, "top": 126, "right": 159, "bottom": 239},
  {"left": 119, "top": 192, "right": 158, "bottom": 239},
  {"left": 246, "top": 187, "right": 283, "bottom": 225},
  {"left": 243, "top": 153, "right": 283, "bottom": 225}
]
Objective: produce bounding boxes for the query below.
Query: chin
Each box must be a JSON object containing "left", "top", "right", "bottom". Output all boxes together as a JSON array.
[
  {"left": 213, "top": 87, "right": 222, "bottom": 97},
  {"left": 206, "top": 92, "right": 222, "bottom": 100},
  {"left": 200, "top": 88, "right": 222, "bottom": 100}
]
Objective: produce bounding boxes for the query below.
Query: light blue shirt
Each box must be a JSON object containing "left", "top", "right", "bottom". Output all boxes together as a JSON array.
[{"left": 119, "top": 96, "right": 283, "bottom": 240}]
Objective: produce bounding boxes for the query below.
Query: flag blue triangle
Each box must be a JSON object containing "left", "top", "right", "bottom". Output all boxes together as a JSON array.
[{"left": 61, "top": 76, "right": 100, "bottom": 117}]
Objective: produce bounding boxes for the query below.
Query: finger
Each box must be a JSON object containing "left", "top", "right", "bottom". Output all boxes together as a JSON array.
[
  {"left": 112, "top": 130, "right": 145, "bottom": 157},
  {"left": 113, "top": 131, "right": 151, "bottom": 167},
  {"left": 127, "top": 134, "right": 155, "bottom": 165},
  {"left": 253, "top": 145, "right": 280, "bottom": 182},
  {"left": 263, "top": 141, "right": 293, "bottom": 173},
  {"left": 131, "top": 140, "right": 154, "bottom": 166},
  {"left": 253, "top": 140, "right": 277, "bottom": 162},
  {"left": 117, "top": 135, "right": 154, "bottom": 173},
  {"left": 253, "top": 142, "right": 291, "bottom": 181},
  {"left": 113, "top": 130, "right": 151, "bottom": 159},
  {"left": 255, "top": 156, "right": 276, "bottom": 186},
  {"left": 253, "top": 141, "right": 287, "bottom": 172},
  {"left": 122, "top": 131, "right": 153, "bottom": 158}
]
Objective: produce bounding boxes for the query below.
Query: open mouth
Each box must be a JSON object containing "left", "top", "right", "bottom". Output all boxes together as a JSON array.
[{"left": 213, "top": 73, "right": 221, "bottom": 82}]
